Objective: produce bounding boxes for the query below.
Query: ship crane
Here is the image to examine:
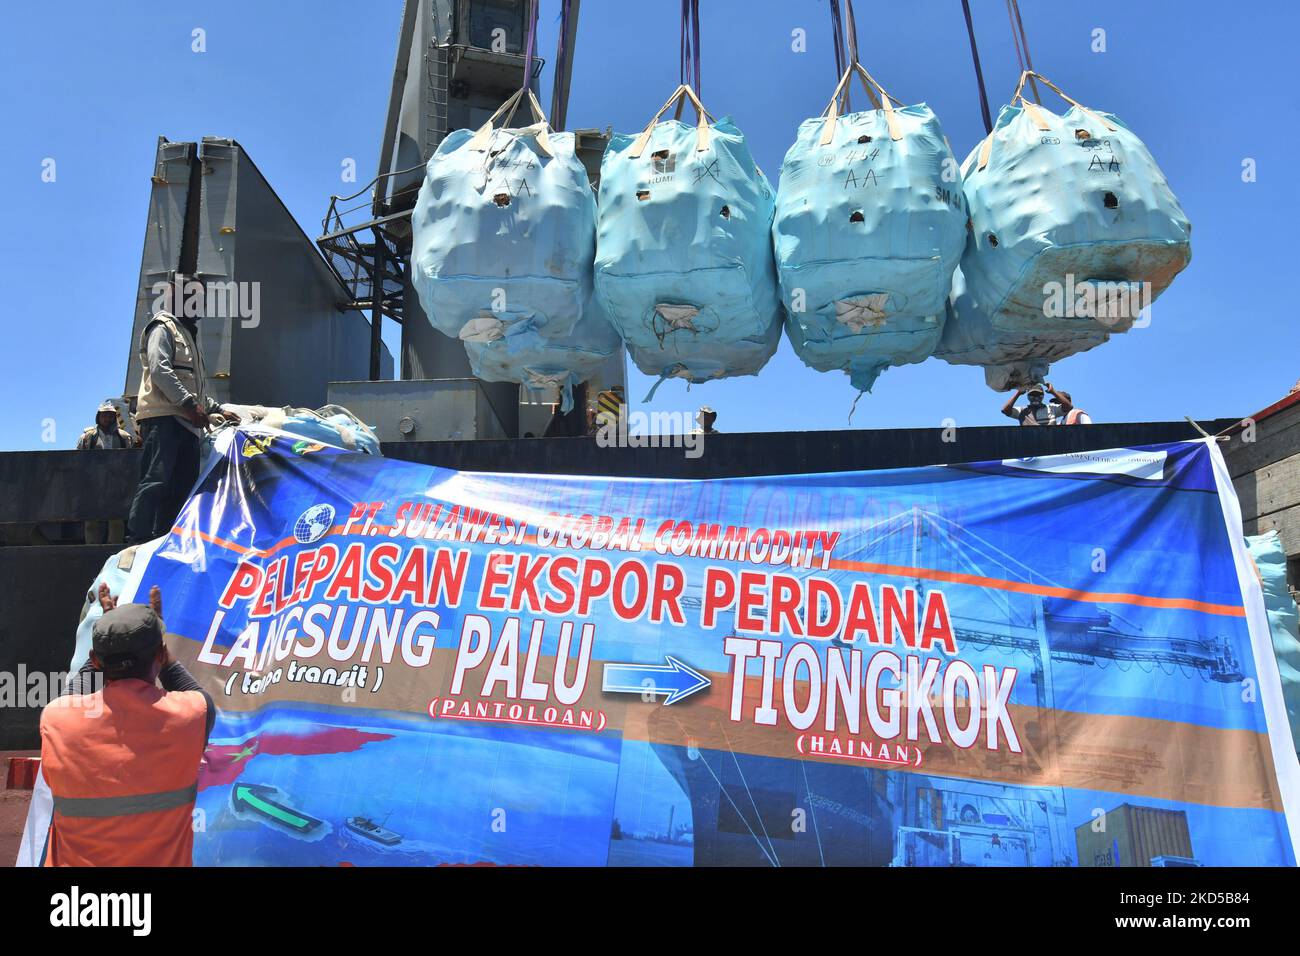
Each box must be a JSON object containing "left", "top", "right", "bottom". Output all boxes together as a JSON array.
[
  {"left": 872, "top": 506, "right": 1245, "bottom": 687},
  {"left": 1046, "top": 631, "right": 1244, "bottom": 682}
]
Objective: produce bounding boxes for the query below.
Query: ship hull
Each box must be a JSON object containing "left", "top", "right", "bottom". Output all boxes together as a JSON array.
[{"left": 650, "top": 742, "right": 1071, "bottom": 867}]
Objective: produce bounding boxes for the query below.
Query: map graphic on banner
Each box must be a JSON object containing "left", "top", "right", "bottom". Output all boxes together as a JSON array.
[{"left": 78, "top": 431, "right": 1300, "bottom": 866}]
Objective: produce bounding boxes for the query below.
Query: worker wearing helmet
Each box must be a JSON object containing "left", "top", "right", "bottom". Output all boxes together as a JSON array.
[
  {"left": 1001, "top": 382, "right": 1071, "bottom": 426},
  {"left": 691, "top": 406, "right": 720, "bottom": 435},
  {"left": 76, "top": 401, "right": 133, "bottom": 450},
  {"left": 39, "top": 584, "right": 212, "bottom": 867}
]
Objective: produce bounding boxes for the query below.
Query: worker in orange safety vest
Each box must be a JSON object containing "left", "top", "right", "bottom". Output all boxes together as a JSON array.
[
  {"left": 39, "top": 585, "right": 212, "bottom": 866},
  {"left": 1052, "top": 389, "right": 1092, "bottom": 425}
]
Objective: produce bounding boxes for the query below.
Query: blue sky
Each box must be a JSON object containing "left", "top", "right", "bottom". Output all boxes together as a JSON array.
[{"left": 2, "top": 0, "right": 1295, "bottom": 450}]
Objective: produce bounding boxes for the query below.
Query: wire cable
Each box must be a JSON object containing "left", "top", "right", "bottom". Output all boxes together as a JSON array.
[{"left": 960, "top": 0, "right": 994, "bottom": 133}]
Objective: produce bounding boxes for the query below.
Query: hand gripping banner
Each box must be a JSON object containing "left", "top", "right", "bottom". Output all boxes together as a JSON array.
[{"left": 26, "top": 431, "right": 1300, "bottom": 866}]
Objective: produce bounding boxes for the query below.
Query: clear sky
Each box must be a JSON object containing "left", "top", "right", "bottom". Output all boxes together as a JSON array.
[{"left": 2, "top": 0, "right": 1295, "bottom": 450}]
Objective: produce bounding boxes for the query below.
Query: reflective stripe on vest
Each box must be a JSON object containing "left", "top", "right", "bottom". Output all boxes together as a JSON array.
[
  {"left": 40, "top": 682, "right": 207, "bottom": 866},
  {"left": 52, "top": 783, "right": 198, "bottom": 819}
]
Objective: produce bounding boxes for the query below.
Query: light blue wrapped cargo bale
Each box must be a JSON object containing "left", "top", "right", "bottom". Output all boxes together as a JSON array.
[
  {"left": 936, "top": 266, "right": 1113, "bottom": 391},
  {"left": 960, "top": 72, "right": 1190, "bottom": 364},
  {"left": 774, "top": 64, "right": 966, "bottom": 393},
  {"left": 595, "top": 86, "right": 782, "bottom": 391},
  {"left": 623, "top": 311, "right": 782, "bottom": 389},
  {"left": 460, "top": 296, "right": 621, "bottom": 413},
  {"left": 411, "top": 89, "right": 596, "bottom": 342}
]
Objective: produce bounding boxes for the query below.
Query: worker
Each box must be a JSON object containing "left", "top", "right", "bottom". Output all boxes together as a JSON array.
[
  {"left": 125, "top": 306, "right": 241, "bottom": 544},
  {"left": 1053, "top": 390, "right": 1092, "bottom": 425},
  {"left": 39, "top": 584, "right": 213, "bottom": 867},
  {"left": 76, "top": 401, "right": 133, "bottom": 450},
  {"left": 1001, "top": 382, "right": 1070, "bottom": 426},
  {"left": 78, "top": 400, "right": 135, "bottom": 544},
  {"left": 691, "top": 406, "right": 720, "bottom": 435}
]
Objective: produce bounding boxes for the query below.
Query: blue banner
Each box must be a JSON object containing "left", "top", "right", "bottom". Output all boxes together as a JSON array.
[{"left": 92, "top": 432, "right": 1300, "bottom": 865}]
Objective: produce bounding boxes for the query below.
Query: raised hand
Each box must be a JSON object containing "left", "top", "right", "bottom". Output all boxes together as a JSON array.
[{"left": 97, "top": 583, "right": 117, "bottom": 613}]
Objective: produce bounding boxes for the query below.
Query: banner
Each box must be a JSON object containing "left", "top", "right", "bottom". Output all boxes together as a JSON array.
[{"left": 67, "top": 433, "right": 1300, "bottom": 866}]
